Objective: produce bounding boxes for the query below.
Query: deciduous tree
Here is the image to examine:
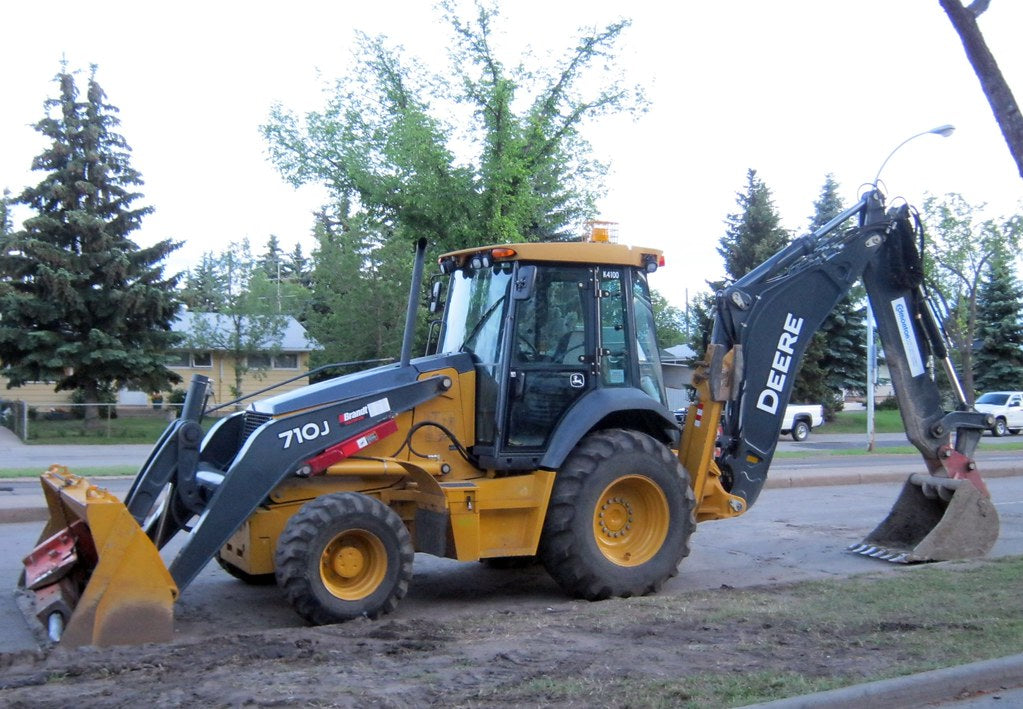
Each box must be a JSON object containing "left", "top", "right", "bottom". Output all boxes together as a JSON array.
[
  {"left": 181, "top": 240, "right": 289, "bottom": 401},
  {"left": 922, "top": 192, "right": 1023, "bottom": 402},
  {"left": 939, "top": 0, "right": 1023, "bottom": 179},
  {"left": 263, "top": 1, "right": 643, "bottom": 253}
]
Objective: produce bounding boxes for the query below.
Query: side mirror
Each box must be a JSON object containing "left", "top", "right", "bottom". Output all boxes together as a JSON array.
[
  {"left": 513, "top": 265, "right": 537, "bottom": 301},
  {"left": 428, "top": 279, "right": 444, "bottom": 314}
]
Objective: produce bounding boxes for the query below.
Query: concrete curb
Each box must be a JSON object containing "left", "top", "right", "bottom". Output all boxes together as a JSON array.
[
  {"left": 744, "top": 653, "right": 1023, "bottom": 708},
  {"left": 763, "top": 464, "right": 1023, "bottom": 489}
]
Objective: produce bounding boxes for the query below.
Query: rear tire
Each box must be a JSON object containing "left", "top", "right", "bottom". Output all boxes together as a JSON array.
[
  {"left": 539, "top": 429, "right": 696, "bottom": 600},
  {"left": 275, "top": 493, "right": 413, "bottom": 625},
  {"left": 993, "top": 418, "right": 1008, "bottom": 437},
  {"left": 791, "top": 420, "right": 811, "bottom": 442}
]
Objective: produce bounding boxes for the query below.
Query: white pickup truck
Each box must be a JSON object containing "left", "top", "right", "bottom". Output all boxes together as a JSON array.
[
  {"left": 973, "top": 391, "right": 1023, "bottom": 436},
  {"left": 781, "top": 403, "right": 824, "bottom": 441}
]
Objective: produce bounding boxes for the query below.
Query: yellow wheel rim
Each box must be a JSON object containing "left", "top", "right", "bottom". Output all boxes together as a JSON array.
[
  {"left": 319, "top": 529, "right": 387, "bottom": 600},
  {"left": 592, "top": 475, "right": 669, "bottom": 567}
]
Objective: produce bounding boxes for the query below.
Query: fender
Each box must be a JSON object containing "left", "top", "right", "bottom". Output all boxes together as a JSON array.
[{"left": 539, "top": 387, "right": 677, "bottom": 469}]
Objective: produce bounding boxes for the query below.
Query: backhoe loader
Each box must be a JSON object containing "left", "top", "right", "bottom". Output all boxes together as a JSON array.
[{"left": 20, "top": 186, "right": 999, "bottom": 648}]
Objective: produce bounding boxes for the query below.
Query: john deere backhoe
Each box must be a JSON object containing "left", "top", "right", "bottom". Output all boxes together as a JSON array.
[{"left": 21, "top": 187, "right": 999, "bottom": 647}]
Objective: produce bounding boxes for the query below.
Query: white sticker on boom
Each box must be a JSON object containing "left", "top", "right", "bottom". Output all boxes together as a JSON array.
[
  {"left": 890, "top": 297, "right": 926, "bottom": 377},
  {"left": 367, "top": 397, "right": 391, "bottom": 417}
]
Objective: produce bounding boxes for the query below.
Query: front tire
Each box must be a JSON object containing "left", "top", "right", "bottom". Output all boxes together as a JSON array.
[
  {"left": 275, "top": 493, "right": 413, "bottom": 625},
  {"left": 539, "top": 429, "right": 696, "bottom": 600},
  {"left": 993, "top": 418, "right": 1009, "bottom": 437},
  {"left": 791, "top": 420, "right": 810, "bottom": 442}
]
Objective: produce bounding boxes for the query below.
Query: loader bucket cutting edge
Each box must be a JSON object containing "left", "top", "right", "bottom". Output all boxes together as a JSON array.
[
  {"left": 21, "top": 469, "right": 178, "bottom": 647},
  {"left": 850, "top": 473, "right": 999, "bottom": 564}
]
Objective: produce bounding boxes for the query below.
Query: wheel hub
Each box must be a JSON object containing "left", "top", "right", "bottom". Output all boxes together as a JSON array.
[
  {"left": 332, "top": 545, "right": 366, "bottom": 579},
  {"left": 592, "top": 475, "right": 669, "bottom": 567},
  {"left": 598, "top": 496, "right": 634, "bottom": 538},
  {"left": 320, "top": 529, "right": 387, "bottom": 600}
]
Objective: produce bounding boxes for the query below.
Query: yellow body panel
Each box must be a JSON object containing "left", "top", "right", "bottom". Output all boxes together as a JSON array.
[{"left": 441, "top": 471, "right": 556, "bottom": 560}]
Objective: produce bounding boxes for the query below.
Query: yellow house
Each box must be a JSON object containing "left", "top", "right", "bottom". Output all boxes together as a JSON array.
[
  {"left": 165, "top": 311, "right": 319, "bottom": 407},
  {"left": 0, "top": 312, "right": 319, "bottom": 410}
]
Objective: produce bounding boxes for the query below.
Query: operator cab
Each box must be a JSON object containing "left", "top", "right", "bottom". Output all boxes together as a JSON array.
[{"left": 436, "top": 242, "right": 671, "bottom": 470}]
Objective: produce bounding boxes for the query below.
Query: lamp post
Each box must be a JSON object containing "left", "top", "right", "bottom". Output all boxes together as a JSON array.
[{"left": 866, "top": 124, "right": 955, "bottom": 451}]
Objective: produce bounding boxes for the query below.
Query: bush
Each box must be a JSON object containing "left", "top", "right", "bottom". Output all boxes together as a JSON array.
[{"left": 875, "top": 396, "right": 900, "bottom": 411}]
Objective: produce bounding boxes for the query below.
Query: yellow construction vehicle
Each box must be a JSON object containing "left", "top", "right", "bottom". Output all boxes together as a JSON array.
[{"left": 21, "top": 187, "right": 998, "bottom": 647}]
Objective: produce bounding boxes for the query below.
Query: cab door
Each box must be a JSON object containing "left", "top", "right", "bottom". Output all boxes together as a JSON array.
[{"left": 501, "top": 264, "right": 597, "bottom": 455}]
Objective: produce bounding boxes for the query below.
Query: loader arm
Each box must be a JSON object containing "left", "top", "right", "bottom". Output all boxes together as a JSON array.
[
  {"left": 126, "top": 372, "right": 454, "bottom": 592},
  {"left": 702, "top": 188, "right": 993, "bottom": 519}
]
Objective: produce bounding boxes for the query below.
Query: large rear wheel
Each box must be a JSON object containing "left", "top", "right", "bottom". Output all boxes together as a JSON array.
[
  {"left": 539, "top": 429, "right": 696, "bottom": 600},
  {"left": 275, "top": 492, "right": 413, "bottom": 625}
]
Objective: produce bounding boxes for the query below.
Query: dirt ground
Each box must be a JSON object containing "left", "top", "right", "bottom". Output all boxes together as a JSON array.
[{"left": 0, "top": 574, "right": 917, "bottom": 709}]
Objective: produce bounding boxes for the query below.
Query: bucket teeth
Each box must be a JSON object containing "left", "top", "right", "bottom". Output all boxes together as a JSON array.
[{"left": 847, "top": 542, "right": 910, "bottom": 564}]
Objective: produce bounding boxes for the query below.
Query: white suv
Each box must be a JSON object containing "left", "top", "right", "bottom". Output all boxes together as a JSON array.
[{"left": 974, "top": 391, "right": 1023, "bottom": 436}]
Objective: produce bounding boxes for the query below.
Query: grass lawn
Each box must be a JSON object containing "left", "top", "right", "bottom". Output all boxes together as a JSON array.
[
  {"left": 18, "top": 414, "right": 184, "bottom": 444},
  {"left": 820, "top": 408, "right": 905, "bottom": 434}
]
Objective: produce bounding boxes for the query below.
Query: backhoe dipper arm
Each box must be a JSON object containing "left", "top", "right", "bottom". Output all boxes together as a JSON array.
[{"left": 708, "top": 189, "right": 989, "bottom": 509}]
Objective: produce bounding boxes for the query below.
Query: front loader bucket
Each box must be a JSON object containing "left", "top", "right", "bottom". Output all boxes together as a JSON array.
[
  {"left": 849, "top": 473, "right": 999, "bottom": 564},
  {"left": 20, "top": 467, "right": 178, "bottom": 647}
]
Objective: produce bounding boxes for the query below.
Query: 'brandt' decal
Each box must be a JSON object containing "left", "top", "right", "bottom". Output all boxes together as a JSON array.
[{"left": 340, "top": 397, "right": 391, "bottom": 425}]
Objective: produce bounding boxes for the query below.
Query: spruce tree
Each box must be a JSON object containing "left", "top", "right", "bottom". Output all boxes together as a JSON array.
[
  {"left": 790, "top": 175, "right": 866, "bottom": 417},
  {"left": 717, "top": 169, "right": 790, "bottom": 281},
  {"left": 0, "top": 189, "right": 11, "bottom": 237},
  {"left": 973, "top": 250, "right": 1023, "bottom": 393},
  {"left": 0, "top": 65, "right": 181, "bottom": 419}
]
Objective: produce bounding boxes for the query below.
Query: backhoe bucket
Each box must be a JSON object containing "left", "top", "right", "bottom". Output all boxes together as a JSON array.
[
  {"left": 849, "top": 473, "right": 999, "bottom": 563},
  {"left": 20, "top": 467, "right": 178, "bottom": 647}
]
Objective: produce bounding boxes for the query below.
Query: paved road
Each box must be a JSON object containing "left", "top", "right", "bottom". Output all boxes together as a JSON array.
[{"left": 3, "top": 428, "right": 1021, "bottom": 706}]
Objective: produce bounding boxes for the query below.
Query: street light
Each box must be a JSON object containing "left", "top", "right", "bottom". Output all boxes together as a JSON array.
[
  {"left": 872, "top": 124, "right": 956, "bottom": 186},
  {"left": 866, "top": 124, "right": 955, "bottom": 451}
]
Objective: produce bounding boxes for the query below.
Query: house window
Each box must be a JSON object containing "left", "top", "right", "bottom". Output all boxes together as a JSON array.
[
  {"left": 247, "top": 353, "right": 272, "bottom": 369},
  {"left": 247, "top": 353, "right": 300, "bottom": 370},
  {"left": 274, "top": 353, "right": 299, "bottom": 369},
  {"left": 168, "top": 352, "right": 190, "bottom": 368},
  {"left": 169, "top": 352, "right": 212, "bottom": 369}
]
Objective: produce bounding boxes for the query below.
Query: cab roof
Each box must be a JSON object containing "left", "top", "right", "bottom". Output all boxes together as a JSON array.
[{"left": 439, "top": 241, "right": 664, "bottom": 270}]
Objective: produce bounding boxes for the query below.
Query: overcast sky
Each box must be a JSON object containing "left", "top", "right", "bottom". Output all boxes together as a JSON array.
[{"left": 2, "top": 0, "right": 1022, "bottom": 311}]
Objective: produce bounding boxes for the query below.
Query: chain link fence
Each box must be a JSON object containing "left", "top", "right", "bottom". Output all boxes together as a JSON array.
[{"left": 0, "top": 400, "right": 185, "bottom": 442}]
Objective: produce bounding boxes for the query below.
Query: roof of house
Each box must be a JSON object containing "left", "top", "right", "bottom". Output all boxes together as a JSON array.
[{"left": 171, "top": 311, "right": 319, "bottom": 352}]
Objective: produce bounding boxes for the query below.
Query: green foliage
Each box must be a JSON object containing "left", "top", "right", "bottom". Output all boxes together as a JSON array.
[
  {"left": 923, "top": 192, "right": 1023, "bottom": 402},
  {"left": 717, "top": 169, "right": 790, "bottom": 281},
  {"left": 974, "top": 250, "right": 1023, "bottom": 393},
  {"left": 0, "top": 188, "right": 11, "bottom": 236},
  {"left": 791, "top": 175, "right": 866, "bottom": 418},
  {"left": 303, "top": 207, "right": 411, "bottom": 371},
  {"left": 180, "top": 240, "right": 291, "bottom": 399},
  {"left": 685, "top": 288, "right": 716, "bottom": 355},
  {"left": 262, "top": 1, "right": 643, "bottom": 253},
  {"left": 651, "top": 289, "right": 685, "bottom": 347},
  {"left": 0, "top": 65, "right": 182, "bottom": 420}
]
